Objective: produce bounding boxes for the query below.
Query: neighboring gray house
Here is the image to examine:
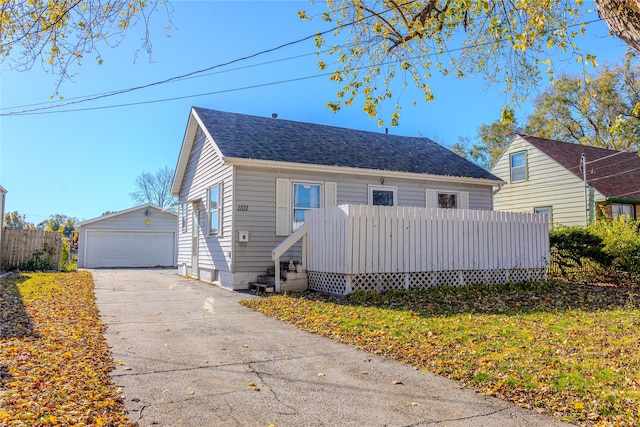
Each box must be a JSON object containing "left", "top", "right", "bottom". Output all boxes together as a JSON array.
[
  {"left": 171, "top": 107, "right": 503, "bottom": 290},
  {"left": 77, "top": 204, "right": 177, "bottom": 268},
  {"left": 491, "top": 134, "right": 640, "bottom": 227}
]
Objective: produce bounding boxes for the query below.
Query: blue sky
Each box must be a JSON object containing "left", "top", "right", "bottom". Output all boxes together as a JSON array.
[{"left": 0, "top": 0, "right": 630, "bottom": 223}]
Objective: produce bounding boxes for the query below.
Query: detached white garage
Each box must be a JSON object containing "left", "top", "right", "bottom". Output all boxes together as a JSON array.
[{"left": 77, "top": 204, "right": 177, "bottom": 268}]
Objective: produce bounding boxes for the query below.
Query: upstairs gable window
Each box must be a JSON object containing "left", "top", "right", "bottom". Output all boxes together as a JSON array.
[{"left": 510, "top": 151, "right": 527, "bottom": 182}]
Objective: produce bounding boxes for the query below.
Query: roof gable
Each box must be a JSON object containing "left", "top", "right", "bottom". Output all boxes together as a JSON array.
[
  {"left": 76, "top": 204, "right": 176, "bottom": 227},
  {"left": 177, "top": 107, "right": 499, "bottom": 183},
  {"left": 519, "top": 135, "right": 640, "bottom": 201}
]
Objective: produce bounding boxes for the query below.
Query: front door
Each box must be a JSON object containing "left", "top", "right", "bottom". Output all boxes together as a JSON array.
[{"left": 191, "top": 206, "right": 200, "bottom": 278}]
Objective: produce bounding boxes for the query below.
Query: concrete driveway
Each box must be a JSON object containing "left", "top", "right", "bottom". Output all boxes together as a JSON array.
[{"left": 92, "top": 268, "right": 572, "bottom": 427}]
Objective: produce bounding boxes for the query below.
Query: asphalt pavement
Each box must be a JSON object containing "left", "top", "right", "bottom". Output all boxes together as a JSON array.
[{"left": 92, "top": 268, "right": 572, "bottom": 427}]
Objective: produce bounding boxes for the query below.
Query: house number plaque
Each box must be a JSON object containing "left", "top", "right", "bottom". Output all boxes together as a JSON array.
[{"left": 237, "top": 205, "right": 249, "bottom": 211}]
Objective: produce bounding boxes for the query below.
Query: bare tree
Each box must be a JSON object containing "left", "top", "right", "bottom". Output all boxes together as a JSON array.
[{"left": 130, "top": 166, "right": 176, "bottom": 208}]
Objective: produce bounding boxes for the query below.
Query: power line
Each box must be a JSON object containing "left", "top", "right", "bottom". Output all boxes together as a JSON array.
[
  {"left": 1, "top": 5, "right": 606, "bottom": 117},
  {"left": 1, "top": 1, "right": 419, "bottom": 117},
  {"left": 16, "top": 73, "right": 335, "bottom": 115}
]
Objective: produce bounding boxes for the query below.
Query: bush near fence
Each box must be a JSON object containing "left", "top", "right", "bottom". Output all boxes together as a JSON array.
[
  {"left": 548, "top": 218, "right": 640, "bottom": 282},
  {"left": 0, "top": 229, "right": 63, "bottom": 271}
]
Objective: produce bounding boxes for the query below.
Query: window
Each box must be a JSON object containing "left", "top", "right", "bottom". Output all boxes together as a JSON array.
[
  {"left": 368, "top": 185, "right": 397, "bottom": 206},
  {"left": 612, "top": 203, "right": 635, "bottom": 220},
  {"left": 276, "top": 179, "right": 335, "bottom": 236},
  {"left": 510, "top": 151, "right": 527, "bottom": 182},
  {"left": 293, "top": 182, "right": 321, "bottom": 231},
  {"left": 426, "top": 189, "right": 469, "bottom": 209},
  {"left": 437, "top": 193, "right": 458, "bottom": 209},
  {"left": 180, "top": 204, "right": 188, "bottom": 232},
  {"left": 534, "top": 206, "right": 553, "bottom": 227},
  {"left": 208, "top": 183, "right": 222, "bottom": 235}
]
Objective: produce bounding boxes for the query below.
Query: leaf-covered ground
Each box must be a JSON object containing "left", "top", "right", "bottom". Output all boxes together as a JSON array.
[
  {"left": 0, "top": 271, "right": 134, "bottom": 426},
  {"left": 242, "top": 281, "right": 640, "bottom": 426}
]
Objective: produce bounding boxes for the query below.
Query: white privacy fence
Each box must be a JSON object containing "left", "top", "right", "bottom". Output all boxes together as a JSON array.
[{"left": 304, "top": 205, "right": 549, "bottom": 295}]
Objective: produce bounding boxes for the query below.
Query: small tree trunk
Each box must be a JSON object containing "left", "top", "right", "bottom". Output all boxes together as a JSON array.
[{"left": 595, "top": 0, "right": 640, "bottom": 53}]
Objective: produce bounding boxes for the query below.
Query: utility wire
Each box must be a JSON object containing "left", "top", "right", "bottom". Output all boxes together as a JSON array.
[
  {"left": 1, "top": 0, "right": 420, "bottom": 116},
  {"left": 15, "top": 73, "right": 335, "bottom": 115},
  {"left": 1, "top": 6, "right": 606, "bottom": 117}
]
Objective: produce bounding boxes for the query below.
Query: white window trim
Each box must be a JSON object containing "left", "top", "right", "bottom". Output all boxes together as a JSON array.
[
  {"left": 368, "top": 185, "right": 398, "bottom": 206},
  {"left": 292, "top": 181, "right": 323, "bottom": 232},
  {"left": 208, "top": 182, "right": 223, "bottom": 236},
  {"left": 510, "top": 151, "right": 527, "bottom": 183},
  {"left": 276, "top": 179, "right": 336, "bottom": 236},
  {"left": 426, "top": 189, "right": 469, "bottom": 209}
]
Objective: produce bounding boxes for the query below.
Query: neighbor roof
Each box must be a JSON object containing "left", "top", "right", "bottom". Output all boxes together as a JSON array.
[
  {"left": 189, "top": 107, "right": 500, "bottom": 180},
  {"left": 520, "top": 134, "right": 640, "bottom": 201},
  {"left": 76, "top": 204, "right": 176, "bottom": 227}
]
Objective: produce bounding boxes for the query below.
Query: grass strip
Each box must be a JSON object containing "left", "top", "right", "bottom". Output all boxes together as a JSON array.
[{"left": 242, "top": 281, "right": 640, "bottom": 426}]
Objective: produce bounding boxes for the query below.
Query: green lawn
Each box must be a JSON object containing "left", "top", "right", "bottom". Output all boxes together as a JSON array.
[
  {"left": 242, "top": 280, "right": 640, "bottom": 426},
  {"left": 0, "top": 272, "right": 133, "bottom": 426}
]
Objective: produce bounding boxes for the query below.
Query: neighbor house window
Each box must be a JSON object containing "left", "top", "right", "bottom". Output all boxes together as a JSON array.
[
  {"left": 293, "top": 182, "right": 321, "bottom": 231},
  {"left": 208, "top": 182, "right": 223, "bottom": 235},
  {"left": 181, "top": 204, "right": 188, "bottom": 232},
  {"left": 368, "top": 185, "right": 397, "bottom": 206},
  {"left": 438, "top": 192, "right": 458, "bottom": 209},
  {"left": 510, "top": 151, "right": 527, "bottom": 182},
  {"left": 612, "top": 203, "right": 635, "bottom": 220},
  {"left": 534, "top": 206, "right": 553, "bottom": 228}
]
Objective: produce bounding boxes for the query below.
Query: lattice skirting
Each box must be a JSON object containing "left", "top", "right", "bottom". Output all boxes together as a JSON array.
[{"left": 308, "top": 268, "right": 547, "bottom": 296}]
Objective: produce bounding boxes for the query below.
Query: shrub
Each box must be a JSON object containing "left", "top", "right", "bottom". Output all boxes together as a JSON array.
[
  {"left": 550, "top": 227, "right": 611, "bottom": 266},
  {"left": 589, "top": 217, "right": 640, "bottom": 274},
  {"left": 19, "top": 250, "right": 56, "bottom": 271}
]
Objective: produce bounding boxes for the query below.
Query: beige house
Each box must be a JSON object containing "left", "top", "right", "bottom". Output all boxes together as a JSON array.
[{"left": 491, "top": 135, "right": 640, "bottom": 227}]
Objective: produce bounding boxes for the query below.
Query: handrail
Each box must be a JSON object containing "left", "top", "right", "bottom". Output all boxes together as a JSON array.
[{"left": 271, "top": 223, "right": 308, "bottom": 292}]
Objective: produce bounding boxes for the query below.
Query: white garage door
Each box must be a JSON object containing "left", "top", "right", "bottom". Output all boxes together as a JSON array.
[{"left": 85, "top": 231, "right": 175, "bottom": 268}]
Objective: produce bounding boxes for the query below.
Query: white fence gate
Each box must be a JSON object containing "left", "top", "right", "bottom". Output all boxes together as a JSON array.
[{"left": 304, "top": 205, "right": 549, "bottom": 295}]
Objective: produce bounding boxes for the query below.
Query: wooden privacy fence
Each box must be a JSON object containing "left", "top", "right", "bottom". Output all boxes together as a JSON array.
[
  {"left": 1, "top": 228, "right": 63, "bottom": 271},
  {"left": 305, "top": 205, "right": 549, "bottom": 295}
]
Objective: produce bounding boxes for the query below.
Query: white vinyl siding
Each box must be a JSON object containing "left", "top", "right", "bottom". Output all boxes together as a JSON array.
[
  {"left": 491, "top": 136, "right": 606, "bottom": 227},
  {"left": 233, "top": 167, "right": 493, "bottom": 274},
  {"left": 177, "top": 127, "right": 233, "bottom": 272}
]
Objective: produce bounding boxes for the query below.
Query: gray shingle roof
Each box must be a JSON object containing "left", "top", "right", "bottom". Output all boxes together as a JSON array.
[{"left": 193, "top": 107, "right": 500, "bottom": 181}]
